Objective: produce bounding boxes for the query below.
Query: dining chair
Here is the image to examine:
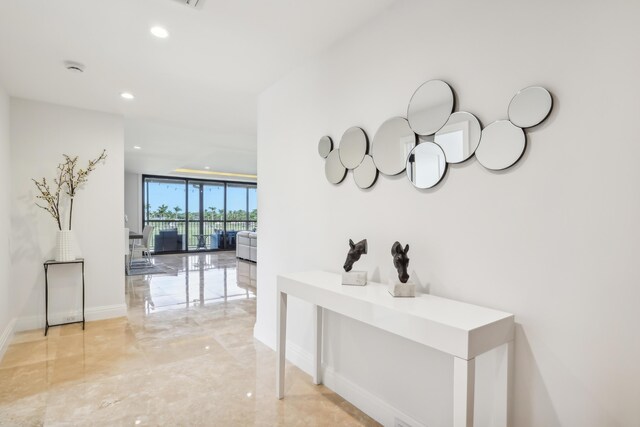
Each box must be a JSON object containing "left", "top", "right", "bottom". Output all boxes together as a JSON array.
[{"left": 132, "top": 225, "right": 154, "bottom": 264}]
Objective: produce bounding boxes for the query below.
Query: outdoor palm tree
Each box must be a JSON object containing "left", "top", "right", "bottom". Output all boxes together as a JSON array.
[
  {"left": 157, "top": 204, "right": 169, "bottom": 219},
  {"left": 173, "top": 206, "right": 182, "bottom": 219}
]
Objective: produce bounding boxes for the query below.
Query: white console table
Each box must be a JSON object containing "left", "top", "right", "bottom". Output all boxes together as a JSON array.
[{"left": 276, "top": 271, "right": 515, "bottom": 427}]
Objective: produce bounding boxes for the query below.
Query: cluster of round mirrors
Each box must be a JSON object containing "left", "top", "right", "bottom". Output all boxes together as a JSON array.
[{"left": 319, "top": 80, "right": 552, "bottom": 190}]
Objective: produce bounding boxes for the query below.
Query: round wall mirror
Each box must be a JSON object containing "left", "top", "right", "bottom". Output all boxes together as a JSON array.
[
  {"left": 339, "top": 127, "right": 368, "bottom": 169},
  {"left": 318, "top": 136, "right": 333, "bottom": 158},
  {"left": 407, "top": 80, "right": 454, "bottom": 136},
  {"left": 475, "top": 120, "right": 526, "bottom": 171},
  {"left": 434, "top": 112, "right": 481, "bottom": 164},
  {"left": 405, "top": 142, "right": 447, "bottom": 189},
  {"left": 353, "top": 155, "right": 378, "bottom": 189},
  {"left": 325, "top": 149, "right": 347, "bottom": 184},
  {"left": 508, "top": 86, "right": 552, "bottom": 128},
  {"left": 371, "top": 117, "right": 416, "bottom": 176}
]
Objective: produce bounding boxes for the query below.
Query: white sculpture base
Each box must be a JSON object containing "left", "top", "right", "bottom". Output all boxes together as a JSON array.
[
  {"left": 388, "top": 280, "right": 416, "bottom": 297},
  {"left": 342, "top": 271, "right": 367, "bottom": 286}
]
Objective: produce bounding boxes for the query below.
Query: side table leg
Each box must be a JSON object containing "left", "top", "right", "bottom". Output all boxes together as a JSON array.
[
  {"left": 44, "top": 265, "right": 49, "bottom": 336},
  {"left": 276, "top": 291, "right": 287, "bottom": 399},
  {"left": 81, "top": 261, "right": 86, "bottom": 330},
  {"left": 312, "top": 305, "right": 323, "bottom": 385},
  {"left": 453, "top": 356, "right": 476, "bottom": 427}
]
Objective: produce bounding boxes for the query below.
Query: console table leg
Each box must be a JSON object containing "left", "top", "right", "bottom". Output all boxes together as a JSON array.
[
  {"left": 453, "top": 356, "right": 475, "bottom": 427},
  {"left": 503, "top": 340, "right": 515, "bottom": 427},
  {"left": 312, "top": 305, "right": 322, "bottom": 385},
  {"left": 276, "top": 291, "right": 288, "bottom": 399},
  {"left": 493, "top": 341, "right": 513, "bottom": 427}
]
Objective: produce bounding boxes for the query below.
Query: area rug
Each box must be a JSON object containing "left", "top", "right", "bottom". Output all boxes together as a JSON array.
[{"left": 126, "top": 261, "right": 177, "bottom": 276}]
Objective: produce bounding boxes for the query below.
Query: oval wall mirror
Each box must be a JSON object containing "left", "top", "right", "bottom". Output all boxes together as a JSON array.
[
  {"left": 405, "top": 142, "right": 447, "bottom": 189},
  {"left": 508, "top": 86, "right": 552, "bottom": 128},
  {"left": 353, "top": 155, "right": 378, "bottom": 189},
  {"left": 407, "top": 80, "right": 454, "bottom": 136},
  {"left": 318, "top": 136, "right": 333, "bottom": 158},
  {"left": 325, "top": 149, "right": 347, "bottom": 184},
  {"left": 371, "top": 117, "right": 416, "bottom": 176},
  {"left": 434, "top": 111, "right": 481, "bottom": 164},
  {"left": 339, "top": 127, "right": 368, "bottom": 169},
  {"left": 475, "top": 120, "right": 526, "bottom": 171}
]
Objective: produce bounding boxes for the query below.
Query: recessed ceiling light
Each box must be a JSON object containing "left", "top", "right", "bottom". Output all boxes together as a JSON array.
[
  {"left": 204, "top": 166, "right": 210, "bottom": 170},
  {"left": 133, "top": 146, "right": 142, "bottom": 150},
  {"left": 121, "top": 92, "right": 135, "bottom": 100},
  {"left": 150, "top": 26, "right": 169, "bottom": 39}
]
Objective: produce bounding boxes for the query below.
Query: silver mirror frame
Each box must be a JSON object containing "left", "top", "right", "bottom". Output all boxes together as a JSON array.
[
  {"left": 318, "top": 136, "right": 333, "bottom": 158},
  {"left": 407, "top": 80, "right": 455, "bottom": 136},
  {"left": 434, "top": 111, "right": 482, "bottom": 164},
  {"left": 318, "top": 84, "right": 553, "bottom": 190},
  {"left": 353, "top": 155, "right": 379, "bottom": 189},
  {"left": 405, "top": 142, "right": 448, "bottom": 189},
  {"left": 475, "top": 120, "right": 526, "bottom": 171},
  {"left": 339, "top": 127, "right": 368, "bottom": 169},
  {"left": 508, "top": 86, "right": 553, "bottom": 128},
  {"left": 371, "top": 117, "right": 416, "bottom": 176},
  {"left": 325, "top": 149, "right": 347, "bottom": 184}
]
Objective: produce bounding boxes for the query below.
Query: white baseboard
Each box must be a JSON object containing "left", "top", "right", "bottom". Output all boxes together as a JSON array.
[
  {"left": 282, "top": 340, "right": 425, "bottom": 427},
  {"left": 14, "top": 303, "right": 127, "bottom": 332},
  {"left": 253, "top": 322, "right": 276, "bottom": 351},
  {"left": 86, "top": 303, "right": 127, "bottom": 321},
  {"left": 0, "top": 318, "right": 16, "bottom": 361}
]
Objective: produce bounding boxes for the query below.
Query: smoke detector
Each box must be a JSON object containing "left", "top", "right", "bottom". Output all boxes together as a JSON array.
[
  {"left": 172, "top": 0, "right": 203, "bottom": 9},
  {"left": 64, "top": 61, "right": 85, "bottom": 73}
]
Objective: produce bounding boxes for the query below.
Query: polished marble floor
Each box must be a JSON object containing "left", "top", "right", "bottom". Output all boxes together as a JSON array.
[{"left": 0, "top": 252, "right": 379, "bottom": 426}]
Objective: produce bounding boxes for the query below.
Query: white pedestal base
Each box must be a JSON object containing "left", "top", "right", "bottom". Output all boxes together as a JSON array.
[
  {"left": 342, "top": 271, "right": 367, "bottom": 286},
  {"left": 388, "top": 280, "right": 416, "bottom": 297}
]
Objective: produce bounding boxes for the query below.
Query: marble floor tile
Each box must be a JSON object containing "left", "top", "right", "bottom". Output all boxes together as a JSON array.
[{"left": 0, "top": 252, "right": 380, "bottom": 426}]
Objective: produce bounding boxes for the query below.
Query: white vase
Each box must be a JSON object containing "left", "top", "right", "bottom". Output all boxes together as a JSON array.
[{"left": 55, "top": 230, "right": 76, "bottom": 262}]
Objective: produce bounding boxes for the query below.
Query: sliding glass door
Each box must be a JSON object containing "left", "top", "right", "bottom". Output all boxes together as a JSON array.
[
  {"left": 202, "top": 182, "right": 225, "bottom": 249},
  {"left": 143, "top": 176, "right": 257, "bottom": 253},
  {"left": 144, "top": 178, "right": 187, "bottom": 253}
]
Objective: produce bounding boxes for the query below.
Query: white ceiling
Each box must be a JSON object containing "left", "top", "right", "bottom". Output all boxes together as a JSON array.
[{"left": 0, "top": 0, "right": 396, "bottom": 176}]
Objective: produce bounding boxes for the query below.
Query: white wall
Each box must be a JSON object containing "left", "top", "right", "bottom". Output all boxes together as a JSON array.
[
  {"left": 0, "top": 85, "right": 13, "bottom": 356},
  {"left": 124, "top": 171, "right": 141, "bottom": 233},
  {"left": 10, "top": 99, "right": 126, "bottom": 330},
  {"left": 256, "top": 1, "right": 640, "bottom": 426}
]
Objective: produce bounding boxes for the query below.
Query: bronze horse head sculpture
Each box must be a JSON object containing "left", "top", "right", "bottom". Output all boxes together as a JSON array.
[
  {"left": 343, "top": 239, "right": 368, "bottom": 272},
  {"left": 391, "top": 241, "right": 410, "bottom": 283}
]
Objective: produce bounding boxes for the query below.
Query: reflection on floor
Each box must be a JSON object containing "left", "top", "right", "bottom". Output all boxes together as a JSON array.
[
  {"left": 0, "top": 252, "right": 379, "bottom": 426},
  {"left": 127, "top": 252, "right": 257, "bottom": 313}
]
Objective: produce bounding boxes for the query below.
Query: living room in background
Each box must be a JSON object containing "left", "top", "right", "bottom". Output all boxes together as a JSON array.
[{"left": 142, "top": 175, "right": 257, "bottom": 253}]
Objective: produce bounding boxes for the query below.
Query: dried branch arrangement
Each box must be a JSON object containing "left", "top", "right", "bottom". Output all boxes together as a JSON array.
[{"left": 32, "top": 149, "right": 107, "bottom": 230}]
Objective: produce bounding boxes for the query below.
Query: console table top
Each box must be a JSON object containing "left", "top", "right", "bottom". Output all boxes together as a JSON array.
[{"left": 278, "top": 270, "right": 515, "bottom": 359}]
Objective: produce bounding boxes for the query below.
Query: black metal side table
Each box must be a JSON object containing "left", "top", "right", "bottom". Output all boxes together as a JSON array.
[{"left": 43, "top": 258, "right": 85, "bottom": 336}]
